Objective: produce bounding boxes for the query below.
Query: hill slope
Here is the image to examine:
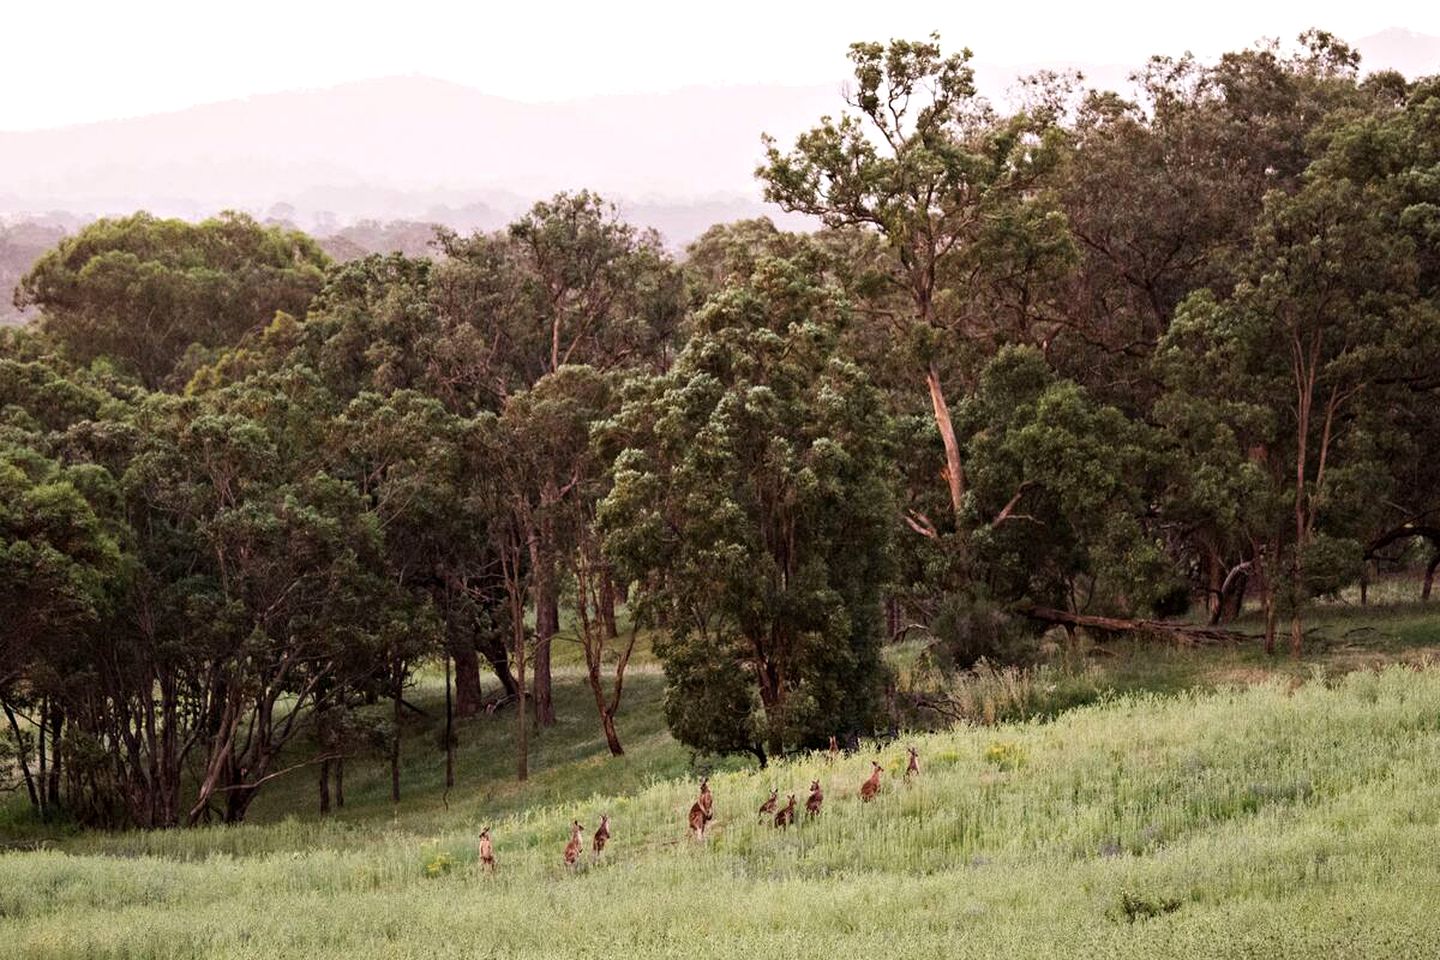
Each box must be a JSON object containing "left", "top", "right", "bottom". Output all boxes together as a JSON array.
[{"left": 3, "top": 662, "right": 1438, "bottom": 958}]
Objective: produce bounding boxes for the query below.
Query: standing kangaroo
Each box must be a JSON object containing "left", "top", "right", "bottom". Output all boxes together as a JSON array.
[
  {"left": 688, "top": 777, "right": 714, "bottom": 840},
  {"left": 592, "top": 814, "right": 611, "bottom": 857},
  {"left": 860, "top": 760, "right": 883, "bottom": 802},
  {"left": 827, "top": 736, "right": 840, "bottom": 764},
  {"left": 477, "top": 827, "right": 495, "bottom": 873},
  {"left": 905, "top": 746, "right": 920, "bottom": 780},
  {"left": 757, "top": 788, "right": 778, "bottom": 822},
  {"left": 773, "top": 793, "right": 797, "bottom": 830},
  {"left": 805, "top": 779, "right": 824, "bottom": 818},
  {"left": 563, "top": 820, "right": 584, "bottom": 867}
]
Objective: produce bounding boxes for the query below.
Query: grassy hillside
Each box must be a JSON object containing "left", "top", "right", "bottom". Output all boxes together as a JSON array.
[{"left": 2, "top": 629, "right": 1439, "bottom": 957}]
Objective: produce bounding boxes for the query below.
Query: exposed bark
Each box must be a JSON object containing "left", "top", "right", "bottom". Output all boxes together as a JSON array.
[
  {"left": 925, "top": 362, "right": 966, "bottom": 517},
  {"left": 1425, "top": 551, "right": 1439, "bottom": 602}
]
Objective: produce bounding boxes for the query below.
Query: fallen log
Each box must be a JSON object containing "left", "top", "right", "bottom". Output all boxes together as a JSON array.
[{"left": 1021, "top": 606, "right": 1260, "bottom": 646}]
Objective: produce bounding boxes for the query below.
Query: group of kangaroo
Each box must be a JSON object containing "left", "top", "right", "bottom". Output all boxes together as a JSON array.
[{"left": 474, "top": 741, "right": 920, "bottom": 872}]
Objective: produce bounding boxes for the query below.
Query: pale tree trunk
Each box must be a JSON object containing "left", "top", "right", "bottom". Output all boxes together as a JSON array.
[{"left": 925, "top": 362, "right": 966, "bottom": 517}]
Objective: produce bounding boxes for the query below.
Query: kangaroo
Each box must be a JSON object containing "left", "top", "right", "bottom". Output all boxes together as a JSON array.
[
  {"left": 757, "top": 788, "right": 779, "bottom": 822},
  {"left": 477, "top": 827, "right": 495, "bottom": 873},
  {"left": 860, "top": 760, "right": 883, "bottom": 802},
  {"left": 688, "top": 777, "right": 714, "bottom": 840},
  {"left": 592, "top": 814, "right": 611, "bottom": 856},
  {"left": 773, "top": 793, "right": 797, "bottom": 830},
  {"left": 563, "top": 819, "right": 584, "bottom": 867},
  {"left": 905, "top": 746, "right": 920, "bottom": 780},
  {"left": 827, "top": 735, "right": 840, "bottom": 764},
  {"left": 805, "top": 779, "right": 824, "bottom": 818}
]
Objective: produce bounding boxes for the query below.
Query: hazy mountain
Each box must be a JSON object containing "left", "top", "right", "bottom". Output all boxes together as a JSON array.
[
  {"left": 1356, "top": 28, "right": 1440, "bottom": 78},
  {"left": 0, "top": 31, "right": 1433, "bottom": 253}
]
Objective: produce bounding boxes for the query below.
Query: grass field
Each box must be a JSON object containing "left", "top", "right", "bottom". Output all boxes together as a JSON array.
[{"left": 2, "top": 604, "right": 1439, "bottom": 958}]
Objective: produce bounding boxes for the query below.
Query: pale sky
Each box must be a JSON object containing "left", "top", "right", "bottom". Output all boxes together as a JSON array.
[{"left": 4, "top": 0, "right": 1436, "bottom": 130}]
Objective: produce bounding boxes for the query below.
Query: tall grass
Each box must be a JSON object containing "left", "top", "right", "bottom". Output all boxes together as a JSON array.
[{"left": 3, "top": 666, "right": 1439, "bottom": 958}]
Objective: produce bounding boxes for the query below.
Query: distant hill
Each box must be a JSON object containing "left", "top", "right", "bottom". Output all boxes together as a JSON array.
[
  {"left": 0, "top": 31, "right": 1433, "bottom": 254},
  {"left": 0, "top": 77, "right": 835, "bottom": 246},
  {"left": 1356, "top": 28, "right": 1440, "bottom": 78}
]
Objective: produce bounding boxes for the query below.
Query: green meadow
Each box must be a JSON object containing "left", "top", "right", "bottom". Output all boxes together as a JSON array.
[{"left": 3, "top": 607, "right": 1439, "bottom": 959}]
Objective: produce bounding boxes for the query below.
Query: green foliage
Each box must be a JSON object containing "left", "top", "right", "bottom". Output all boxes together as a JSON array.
[
  {"left": 19, "top": 212, "right": 328, "bottom": 388},
  {"left": 601, "top": 255, "right": 895, "bottom": 756}
]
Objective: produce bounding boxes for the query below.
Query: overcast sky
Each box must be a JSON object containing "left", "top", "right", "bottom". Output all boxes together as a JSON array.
[{"left": 4, "top": 0, "right": 1436, "bottom": 130}]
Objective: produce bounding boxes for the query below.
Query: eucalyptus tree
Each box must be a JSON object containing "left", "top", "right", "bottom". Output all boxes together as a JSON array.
[
  {"left": 599, "top": 255, "right": 894, "bottom": 761},
  {"left": 18, "top": 212, "right": 328, "bottom": 389},
  {"left": 759, "top": 35, "right": 1071, "bottom": 527},
  {"left": 433, "top": 192, "right": 683, "bottom": 726},
  {"left": 1157, "top": 95, "right": 1439, "bottom": 653}
]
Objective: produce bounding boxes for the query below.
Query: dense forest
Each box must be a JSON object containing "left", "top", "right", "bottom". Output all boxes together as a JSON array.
[{"left": 3, "top": 32, "right": 1438, "bottom": 830}]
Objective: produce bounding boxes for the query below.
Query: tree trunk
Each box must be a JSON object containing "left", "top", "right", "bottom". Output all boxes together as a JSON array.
[
  {"left": 532, "top": 584, "right": 558, "bottom": 727},
  {"left": 504, "top": 540, "right": 530, "bottom": 783},
  {"left": 46, "top": 707, "right": 62, "bottom": 809},
  {"left": 477, "top": 630, "right": 518, "bottom": 699},
  {"left": 1206, "top": 553, "right": 1223, "bottom": 619},
  {"left": 444, "top": 653, "right": 455, "bottom": 791},
  {"left": 390, "top": 665, "right": 403, "bottom": 806},
  {"left": 319, "top": 758, "right": 332, "bottom": 816},
  {"left": 2, "top": 698, "right": 39, "bottom": 813},
  {"left": 36, "top": 699, "right": 48, "bottom": 820},
  {"left": 599, "top": 572, "right": 619, "bottom": 639},
  {"left": 925, "top": 362, "right": 966, "bottom": 518},
  {"left": 1262, "top": 583, "right": 1278, "bottom": 657},
  {"left": 600, "top": 711, "right": 623, "bottom": 757},
  {"left": 1422, "top": 551, "right": 1439, "bottom": 601},
  {"left": 452, "top": 640, "right": 483, "bottom": 718},
  {"left": 335, "top": 758, "right": 345, "bottom": 808}
]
